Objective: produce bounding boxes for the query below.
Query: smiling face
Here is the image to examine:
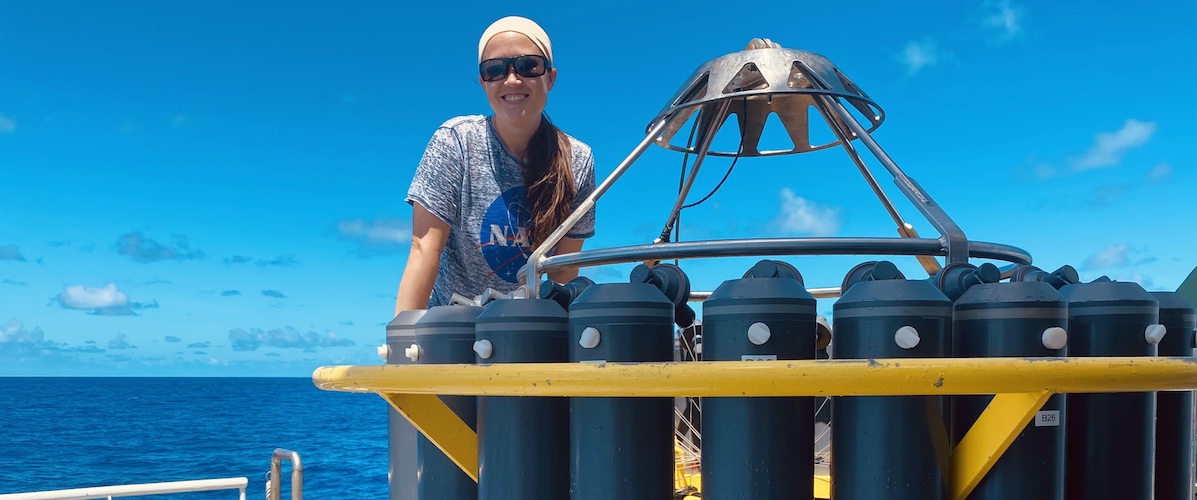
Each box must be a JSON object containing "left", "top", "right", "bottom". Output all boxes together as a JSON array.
[{"left": 479, "top": 31, "right": 556, "bottom": 128}]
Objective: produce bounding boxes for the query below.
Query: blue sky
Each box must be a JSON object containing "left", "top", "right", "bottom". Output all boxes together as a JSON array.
[{"left": 1, "top": 1, "right": 1194, "bottom": 376}]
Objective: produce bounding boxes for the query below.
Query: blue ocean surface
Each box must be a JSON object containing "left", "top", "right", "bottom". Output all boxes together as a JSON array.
[{"left": 0, "top": 377, "right": 389, "bottom": 499}]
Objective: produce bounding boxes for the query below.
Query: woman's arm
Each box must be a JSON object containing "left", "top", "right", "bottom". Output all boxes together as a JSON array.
[
  {"left": 546, "top": 237, "right": 585, "bottom": 283},
  {"left": 546, "top": 141, "right": 595, "bottom": 284},
  {"left": 394, "top": 203, "right": 452, "bottom": 313}
]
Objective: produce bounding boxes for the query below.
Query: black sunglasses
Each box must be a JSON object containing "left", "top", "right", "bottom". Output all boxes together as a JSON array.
[{"left": 479, "top": 55, "right": 551, "bottom": 82}]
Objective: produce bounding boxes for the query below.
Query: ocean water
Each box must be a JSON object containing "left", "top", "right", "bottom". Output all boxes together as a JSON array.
[{"left": 0, "top": 377, "right": 389, "bottom": 499}]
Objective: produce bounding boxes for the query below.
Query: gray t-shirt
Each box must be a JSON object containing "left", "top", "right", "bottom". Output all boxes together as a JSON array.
[{"left": 406, "top": 115, "right": 596, "bottom": 307}]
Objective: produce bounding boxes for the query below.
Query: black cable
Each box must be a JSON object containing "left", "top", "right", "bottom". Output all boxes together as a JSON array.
[
  {"left": 658, "top": 98, "right": 749, "bottom": 243},
  {"left": 656, "top": 112, "right": 702, "bottom": 244},
  {"left": 681, "top": 98, "right": 747, "bottom": 210},
  {"left": 681, "top": 152, "right": 741, "bottom": 209},
  {"left": 673, "top": 118, "right": 700, "bottom": 246}
]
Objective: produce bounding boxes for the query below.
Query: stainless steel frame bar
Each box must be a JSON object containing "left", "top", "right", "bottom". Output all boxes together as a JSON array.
[
  {"left": 655, "top": 99, "right": 733, "bottom": 243},
  {"left": 823, "top": 99, "right": 970, "bottom": 263},
  {"left": 525, "top": 117, "right": 675, "bottom": 296},
  {"left": 688, "top": 287, "right": 841, "bottom": 301},
  {"left": 537, "top": 237, "right": 1030, "bottom": 272},
  {"left": 812, "top": 96, "right": 905, "bottom": 228}
]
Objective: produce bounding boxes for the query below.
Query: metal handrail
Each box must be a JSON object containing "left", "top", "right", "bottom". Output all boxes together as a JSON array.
[
  {"left": 535, "top": 237, "right": 1031, "bottom": 294},
  {"left": 0, "top": 478, "right": 247, "bottom": 500},
  {"left": 688, "top": 288, "right": 840, "bottom": 301},
  {"left": 267, "top": 449, "right": 303, "bottom": 500}
]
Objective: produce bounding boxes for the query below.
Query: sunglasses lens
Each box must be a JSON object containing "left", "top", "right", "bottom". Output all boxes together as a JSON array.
[
  {"left": 513, "top": 56, "right": 546, "bottom": 77},
  {"left": 480, "top": 59, "right": 508, "bottom": 81},
  {"left": 480, "top": 56, "right": 548, "bottom": 81}
]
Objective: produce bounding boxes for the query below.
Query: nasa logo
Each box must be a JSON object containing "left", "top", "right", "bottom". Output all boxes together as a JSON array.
[{"left": 479, "top": 187, "right": 534, "bottom": 283}]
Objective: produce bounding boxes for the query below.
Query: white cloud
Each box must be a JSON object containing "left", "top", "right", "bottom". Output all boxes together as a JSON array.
[
  {"left": 338, "top": 218, "right": 410, "bottom": 244},
  {"left": 117, "top": 232, "right": 204, "bottom": 263},
  {"left": 58, "top": 283, "right": 130, "bottom": 309},
  {"left": 0, "top": 319, "right": 71, "bottom": 359},
  {"left": 228, "top": 326, "right": 355, "bottom": 351},
  {"left": 255, "top": 255, "right": 298, "bottom": 267},
  {"left": 1115, "top": 271, "right": 1157, "bottom": 290},
  {"left": 983, "top": 1, "right": 1024, "bottom": 42},
  {"left": 0, "top": 113, "right": 14, "bottom": 133},
  {"left": 775, "top": 188, "right": 840, "bottom": 236},
  {"left": 3, "top": 318, "right": 45, "bottom": 343},
  {"left": 900, "top": 40, "right": 942, "bottom": 75},
  {"left": 1073, "top": 119, "right": 1156, "bottom": 170},
  {"left": 338, "top": 218, "right": 412, "bottom": 256},
  {"left": 1084, "top": 244, "right": 1129, "bottom": 269},
  {"left": 108, "top": 333, "right": 132, "bottom": 350},
  {"left": 55, "top": 283, "right": 157, "bottom": 316},
  {"left": 1148, "top": 163, "right": 1172, "bottom": 181}
]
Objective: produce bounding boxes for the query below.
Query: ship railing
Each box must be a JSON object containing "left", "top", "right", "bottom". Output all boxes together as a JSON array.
[
  {"left": 0, "top": 449, "right": 304, "bottom": 500},
  {"left": 266, "top": 448, "right": 303, "bottom": 500},
  {"left": 0, "top": 478, "right": 248, "bottom": 500}
]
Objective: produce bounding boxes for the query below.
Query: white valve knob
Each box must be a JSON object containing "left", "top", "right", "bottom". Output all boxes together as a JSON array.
[
  {"left": 748, "top": 322, "right": 771, "bottom": 345},
  {"left": 1145, "top": 324, "right": 1167, "bottom": 345},
  {"left": 377, "top": 344, "right": 390, "bottom": 360},
  {"left": 579, "top": 327, "right": 601, "bottom": 349},
  {"left": 480, "top": 288, "right": 512, "bottom": 305},
  {"left": 1041, "top": 327, "right": 1068, "bottom": 350},
  {"left": 473, "top": 339, "right": 494, "bottom": 359},
  {"left": 895, "top": 326, "right": 920, "bottom": 349},
  {"left": 404, "top": 343, "right": 420, "bottom": 362},
  {"left": 449, "top": 292, "right": 476, "bottom": 306}
]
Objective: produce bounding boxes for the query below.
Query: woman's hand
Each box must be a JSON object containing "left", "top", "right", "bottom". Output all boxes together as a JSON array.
[{"left": 547, "top": 237, "right": 585, "bottom": 284}]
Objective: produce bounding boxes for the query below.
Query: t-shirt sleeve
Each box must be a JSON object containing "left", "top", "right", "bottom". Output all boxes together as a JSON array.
[
  {"left": 405, "top": 127, "right": 465, "bottom": 226},
  {"left": 566, "top": 148, "right": 596, "bottom": 239}
]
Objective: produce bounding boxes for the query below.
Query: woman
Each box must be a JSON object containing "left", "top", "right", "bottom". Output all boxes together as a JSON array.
[{"left": 394, "top": 16, "right": 596, "bottom": 312}]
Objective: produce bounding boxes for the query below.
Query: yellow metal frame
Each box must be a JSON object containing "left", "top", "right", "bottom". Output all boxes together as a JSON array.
[
  {"left": 314, "top": 357, "right": 1197, "bottom": 500},
  {"left": 950, "top": 390, "right": 1051, "bottom": 499},
  {"left": 381, "top": 393, "right": 479, "bottom": 482}
]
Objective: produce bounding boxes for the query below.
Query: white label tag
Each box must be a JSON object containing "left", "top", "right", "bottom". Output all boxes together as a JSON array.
[
  {"left": 1035, "top": 410, "right": 1060, "bottom": 427},
  {"left": 741, "top": 354, "right": 778, "bottom": 361},
  {"left": 579, "top": 360, "right": 607, "bottom": 364}
]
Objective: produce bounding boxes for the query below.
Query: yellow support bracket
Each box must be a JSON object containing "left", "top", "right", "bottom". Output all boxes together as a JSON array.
[
  {"left": 949, "top": 390, "right": 1052, "bottom": 500},
  {"left": 380, "top": 392, "right": 478, "bottom": 482}
]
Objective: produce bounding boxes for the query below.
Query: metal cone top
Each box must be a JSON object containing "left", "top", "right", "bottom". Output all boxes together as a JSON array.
[{"left": 648, "top": 45, "right": 884, "bottom": 157}]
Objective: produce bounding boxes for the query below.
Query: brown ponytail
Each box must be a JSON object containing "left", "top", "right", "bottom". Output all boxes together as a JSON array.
[{"left": 524, "top": 114, "right": 576, "bottom": 248}]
